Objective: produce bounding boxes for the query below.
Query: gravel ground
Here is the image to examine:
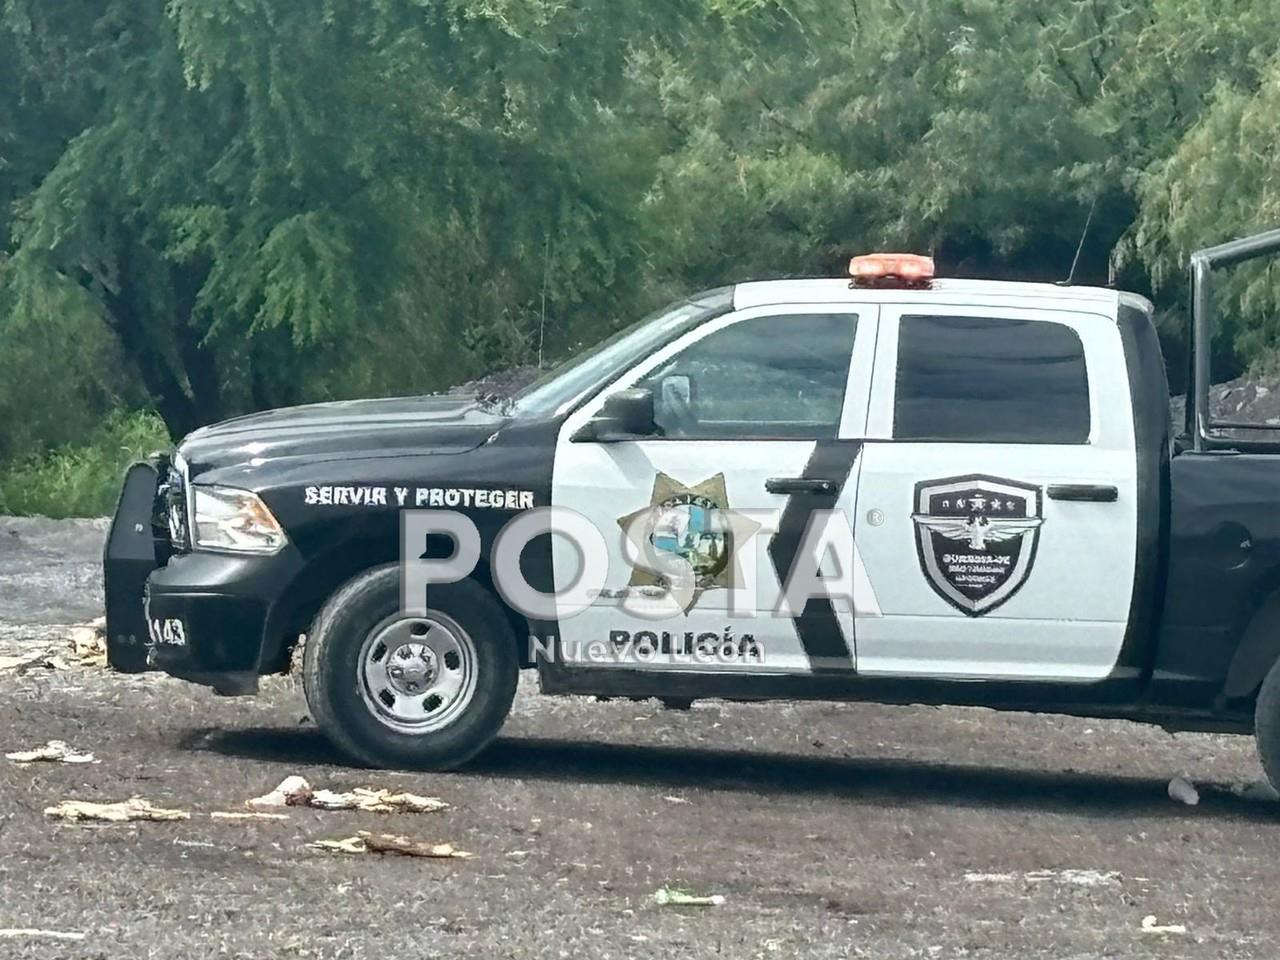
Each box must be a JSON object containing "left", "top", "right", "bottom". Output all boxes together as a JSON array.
[
  {"left": 2, "top": 519, "right": 1279, "bottom": 958},
  {"left": 0, "top": 517, "right": 107, "bottom": 626}
]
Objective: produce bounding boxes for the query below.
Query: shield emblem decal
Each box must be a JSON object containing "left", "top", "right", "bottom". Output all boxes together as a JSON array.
[{"left": 912, "top": 475, "right": 1043, "bottom": 616}]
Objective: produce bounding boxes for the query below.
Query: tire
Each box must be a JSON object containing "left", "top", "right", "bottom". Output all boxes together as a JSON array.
[
  {"left": 1255, "top": 655, "right": 1280, "bottom": 792},
  {"left": 303, "top": 565, "right": 518, "bottom": 770}
]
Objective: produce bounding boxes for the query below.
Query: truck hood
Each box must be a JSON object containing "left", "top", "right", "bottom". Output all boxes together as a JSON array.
[{"left": 179, "top": 395, "right": 505, "bottom": 478}]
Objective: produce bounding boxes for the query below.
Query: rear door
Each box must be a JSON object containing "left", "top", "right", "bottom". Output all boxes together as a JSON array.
[{"left": 853, "top": 303, "right": 1138, "bottom": 681}]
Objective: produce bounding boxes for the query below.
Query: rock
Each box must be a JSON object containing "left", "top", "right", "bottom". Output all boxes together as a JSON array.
[{"left": 1167, "top": 776, "right": 1200, "bottom": 806}]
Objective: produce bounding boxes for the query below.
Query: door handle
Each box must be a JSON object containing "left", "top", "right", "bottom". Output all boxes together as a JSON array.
[
  {"left": 766, "top": 477, "right": 839, "bottom": 496},
  {"left": 1047, "top": 484, "right": 1118, "bottom": 503}
]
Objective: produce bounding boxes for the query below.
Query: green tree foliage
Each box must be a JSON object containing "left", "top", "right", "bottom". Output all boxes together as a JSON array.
[
  {"left": 0, "top": 0, "right": 727, "bottom": 443},
  {"left": 3, "top": 0, "right": 1280, "bottom": 487},
  {"left": 0, "top": 410, "right": 168, "bottom": 517},
  {"left": 639, "top": 0, "right": 1148, "bottom": 284},
  {"left": 1116, "top": 0, "right": 1280, "bottom": 372}
]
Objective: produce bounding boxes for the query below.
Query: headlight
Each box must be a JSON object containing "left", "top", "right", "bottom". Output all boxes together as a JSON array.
[
  {"left": 164, "top": 452, "right": 191, "bottom": 550},
  {"left": 192, "top": 485, "right": 288, "bottom": 555}
]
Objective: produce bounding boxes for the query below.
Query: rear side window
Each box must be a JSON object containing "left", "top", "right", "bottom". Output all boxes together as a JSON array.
[{"left": 894, "top": 315, "right": 1090, "bottom": 443}]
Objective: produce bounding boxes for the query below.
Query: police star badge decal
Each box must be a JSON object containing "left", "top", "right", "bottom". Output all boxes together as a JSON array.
[
  {"left": 616, "top": 472, "right": 760, "bottom": 613},
  {"left": 911, "top": 474, "right": 1044, "bottom": 616}
]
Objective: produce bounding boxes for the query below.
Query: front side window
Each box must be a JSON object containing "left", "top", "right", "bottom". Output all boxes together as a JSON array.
[
  {"left": 638, "top": 313, "right": 858, "bottom": 440},
  {"left": 894, "top": 315, "right": 1090, "bottom": 443}
]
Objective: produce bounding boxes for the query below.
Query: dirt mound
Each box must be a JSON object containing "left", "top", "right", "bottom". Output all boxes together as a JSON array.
[{"left": 1171, "top": 375, "right": 1280, "bottom": 432}]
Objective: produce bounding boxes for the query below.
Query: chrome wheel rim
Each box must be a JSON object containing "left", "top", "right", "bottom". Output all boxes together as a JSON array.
[{"left": 357, "top": 612, "right": 478, "bottom": 733}]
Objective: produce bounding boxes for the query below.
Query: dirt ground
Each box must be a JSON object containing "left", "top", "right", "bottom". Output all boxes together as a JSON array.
[{"left": 2, "top": 519, "right": 1279, "bottom": 958}]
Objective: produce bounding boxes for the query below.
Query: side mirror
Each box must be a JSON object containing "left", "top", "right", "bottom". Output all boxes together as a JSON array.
[{"left": 572, "top": 388, "right": 658, "bottom": 442}]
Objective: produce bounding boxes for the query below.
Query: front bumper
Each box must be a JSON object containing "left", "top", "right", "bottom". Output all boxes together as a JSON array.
[
  {"left": 104, "top": 460, "right": 302, "bottom": 694},
  {"left": 145, "top": 552, "right": 290, "bottom": 693}
]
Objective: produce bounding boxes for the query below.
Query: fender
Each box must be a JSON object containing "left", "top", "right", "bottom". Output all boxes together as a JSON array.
[
  {"left": 258, "top": 513, "right": 536, "bottom": 673},
  {"left": 1224, "top": 583, "right": 1280, "bottom": 701}
]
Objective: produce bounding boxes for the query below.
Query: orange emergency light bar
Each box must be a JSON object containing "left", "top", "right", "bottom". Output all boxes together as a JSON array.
[{"left": 848, "top": 253, "right": 935, "bottom": 288}]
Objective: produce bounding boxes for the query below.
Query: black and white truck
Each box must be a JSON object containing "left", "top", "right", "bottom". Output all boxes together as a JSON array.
[{"left": 105, "top": 228, "right": 1280, "bottom": 788}]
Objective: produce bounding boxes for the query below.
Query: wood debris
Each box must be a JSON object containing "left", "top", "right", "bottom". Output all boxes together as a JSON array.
[
  {"left": 308, "top": 787, "right": 448, "bottom": 813},
  {"left": 45, "top": 797, "right": 190, "bottom": 823},
  {"left": 0, "top": 620, "right": 108, "bottom": 674},
  {"left": 211, "top": 811, "right": 290, "bottom": 822},
  {"left": 0, "top": 650, "right": 57, "bottom": 674},
  {"left": 1141, "top": 915, "right": 1188, "bottom": 935},
  {"left": 653, "top": 886, "right": 726, "bottom": 907},
  {"left": 247, "top": 777, "right": 447, "bottom": 813},
  {"left": 64, "top": 622, "right": 108, "bottom": 669},
  {"left": 6, "top": 740, "right": 98, "bottom": 765},
  {"left": 0, "top": 929, "right": 87, "bottom": 942},
  {"left": 309, "top": 836, "right": 367, "bottom": 855},
  {"left": 247, "top": 775, "right": 314, "bottom": 808},
  {"left": 361, "top": 832, "right": 470, "bottom": 858},
  {"left": 309, "top": 831, "right": 471, "bottom": 859}
]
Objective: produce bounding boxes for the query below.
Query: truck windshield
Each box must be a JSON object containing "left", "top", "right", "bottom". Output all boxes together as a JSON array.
[{"left": 507, "top": 287, "right": 733, "bottom": 418}]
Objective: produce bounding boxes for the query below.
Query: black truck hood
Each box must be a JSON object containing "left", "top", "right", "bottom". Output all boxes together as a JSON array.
[{"left": 179, "top": 395, "right": 505, "bottom": 478}]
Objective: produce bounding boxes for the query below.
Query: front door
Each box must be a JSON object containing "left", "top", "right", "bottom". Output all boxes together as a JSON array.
[
  {"left": 853, "top": 305, "right": 1139, "bottom": 681},
  {"left": 552, "top": 303, "right": 877, "bottom": 675}
]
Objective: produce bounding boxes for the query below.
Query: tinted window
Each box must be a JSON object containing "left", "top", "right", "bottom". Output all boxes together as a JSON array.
[
  {"left": 639, "top": 313, "right": 857, "bottom": 439},
  {"left": 895, "top": 315, "right": 1090, "bottom": 443}
]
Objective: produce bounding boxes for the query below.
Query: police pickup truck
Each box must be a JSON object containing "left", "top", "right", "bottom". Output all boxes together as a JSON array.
[{"left": 105, "top": 228, "right": 1280, "bottom": 787}]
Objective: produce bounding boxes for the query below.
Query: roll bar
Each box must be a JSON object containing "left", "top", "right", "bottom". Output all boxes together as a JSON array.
[{"left": 1190, "top": 227, "right": 1280, "bottom": 450}]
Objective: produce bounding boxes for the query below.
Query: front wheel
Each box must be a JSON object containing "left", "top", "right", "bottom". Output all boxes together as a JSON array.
[{"left": 303, "top": 566, "right": 518, "bottom": 769}]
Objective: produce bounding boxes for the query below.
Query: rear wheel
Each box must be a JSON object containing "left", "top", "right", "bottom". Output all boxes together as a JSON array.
[
  {"left": 303, "top": 565, "right": 518, "bottom": 769},
  {"left": 1254, "top": 655, "right": 1280, "bottom": 792}
]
